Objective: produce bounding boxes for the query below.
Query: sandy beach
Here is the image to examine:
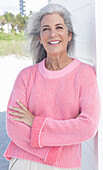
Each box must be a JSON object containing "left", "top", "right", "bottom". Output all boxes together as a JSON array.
[
  {"left": 0, "top": 55, "right": 32, "bottom": 111},
  {"left": 0, "top": 55, "right": 32, "bottom": 170}
]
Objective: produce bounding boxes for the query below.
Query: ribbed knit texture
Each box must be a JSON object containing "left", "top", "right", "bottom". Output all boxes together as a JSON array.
[{"left": 4, "top": 58, "right": 100, "bottom": 169}]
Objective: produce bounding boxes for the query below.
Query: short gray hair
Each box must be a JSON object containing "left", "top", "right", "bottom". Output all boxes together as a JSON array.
[{"left": 25, "top": 3, "right": 75, "bottom": 64}]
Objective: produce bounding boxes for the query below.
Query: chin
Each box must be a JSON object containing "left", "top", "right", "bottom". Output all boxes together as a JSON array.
[{"left": 47, "top": 50, "right": 66, "bottom": 56}]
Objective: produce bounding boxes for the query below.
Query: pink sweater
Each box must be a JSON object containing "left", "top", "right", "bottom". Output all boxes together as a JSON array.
[{"left": 4, "top": 58, "right": 100, "bottom": 169}]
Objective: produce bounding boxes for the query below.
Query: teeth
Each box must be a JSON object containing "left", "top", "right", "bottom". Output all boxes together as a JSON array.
[{"left": 49, "top": 41, "right": 60, "bottom": 44}]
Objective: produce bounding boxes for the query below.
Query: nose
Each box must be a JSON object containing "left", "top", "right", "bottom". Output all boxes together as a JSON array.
[{"left": 49, "top": 28, "right": 56, "bottom": 37}]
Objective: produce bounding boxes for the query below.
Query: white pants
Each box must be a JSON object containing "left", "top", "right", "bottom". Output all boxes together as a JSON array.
[{"left": 9, "top": 158, "right": 81, "bottom": 170}]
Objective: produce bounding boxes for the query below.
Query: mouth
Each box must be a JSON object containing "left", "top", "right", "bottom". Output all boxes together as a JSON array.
[{"left": 48, "top": 40, "right": 61, "bottom": 45}]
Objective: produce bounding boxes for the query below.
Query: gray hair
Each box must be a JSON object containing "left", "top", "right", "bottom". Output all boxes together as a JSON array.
[{"left": 25, "top": 3, "right": 75, "bottom": 64}]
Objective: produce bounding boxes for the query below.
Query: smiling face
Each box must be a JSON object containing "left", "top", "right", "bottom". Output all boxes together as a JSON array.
[{"left": 39, "top": 13, "right": 72, "bottom": 57}]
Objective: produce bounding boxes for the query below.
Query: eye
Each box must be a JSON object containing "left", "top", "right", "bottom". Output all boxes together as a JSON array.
[
  {"left": 42, "top": 28, "right": 50, "bottom": 31},
  {"left": 56, "top": 26, "right": 63, "bottom": 30}
]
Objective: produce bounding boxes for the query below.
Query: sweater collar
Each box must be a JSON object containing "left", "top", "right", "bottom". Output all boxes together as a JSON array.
[{"left": 38, "top": 57, "right": 81, "bottom": 79}]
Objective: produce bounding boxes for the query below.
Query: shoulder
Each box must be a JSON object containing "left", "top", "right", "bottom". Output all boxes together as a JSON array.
[
  {"left": 13, "top": 64, "right": 39, "bottom": 90},
  {"left": 17, "top": 63, "right": 38, "bottom": 80},
  {"left": 73, "top": 58, "right": 96, "bottom": 85},
  {"left": 76, "top": 60, "right": 97, "bottom": 92},
  {"left": 78, "top": 61, "right": 96, "bottom": 79},
  {"left": 75, "top": 59, "right": 96, "bottom": 78}
]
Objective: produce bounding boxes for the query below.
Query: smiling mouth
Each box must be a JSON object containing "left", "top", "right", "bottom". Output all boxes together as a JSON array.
[{"left": 48, "top": 41, "right": 61, "bottom": 45}]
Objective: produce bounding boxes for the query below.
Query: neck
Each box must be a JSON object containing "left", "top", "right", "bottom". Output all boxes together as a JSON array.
[{"left": 45, "top": 55, "right": 73, "bottom": 71}]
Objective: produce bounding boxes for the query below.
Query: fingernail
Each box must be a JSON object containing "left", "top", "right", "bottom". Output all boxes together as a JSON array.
[
  {"left": 16, "top": 100, "right": 19, "bottom": 102},
  {"left": 9, "top": 106, "right": 13, "bottom": 108}
]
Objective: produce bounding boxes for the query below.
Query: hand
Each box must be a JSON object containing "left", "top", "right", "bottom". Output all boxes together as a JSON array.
[{"left": 9, "top": 100, "right": 35, "bottom": 127}]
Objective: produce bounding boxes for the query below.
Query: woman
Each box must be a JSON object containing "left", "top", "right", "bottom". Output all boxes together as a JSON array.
[{"left": 4, "top": 3, "right": 100, "bottom": 170}]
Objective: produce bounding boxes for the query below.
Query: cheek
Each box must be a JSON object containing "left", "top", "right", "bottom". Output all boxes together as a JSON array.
[
  {"left": 64, "top": 34, "right": 70, "bottom": 44},
  {"left": 60, "top": 31, "right": 69, "bottom": 40},
  {"left": 40, "top": 32, "right": 48, "bottom": 42}
]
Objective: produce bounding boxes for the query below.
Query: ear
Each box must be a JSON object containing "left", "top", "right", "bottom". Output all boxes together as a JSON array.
[
  {"left": 68, "top": 32, "right": 72, "bottom": 41},
  {"left": 38, "top": 35, "right": 42, "bottom": 44}
]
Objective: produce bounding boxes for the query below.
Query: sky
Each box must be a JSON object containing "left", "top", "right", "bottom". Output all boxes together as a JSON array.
[{"left": 0, "top": 0, "right": 48, "bottom": 15}]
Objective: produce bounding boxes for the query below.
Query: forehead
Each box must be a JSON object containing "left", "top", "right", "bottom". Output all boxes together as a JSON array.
[{"left": 41, "top": 13, "right": 65, "bottom": 26}]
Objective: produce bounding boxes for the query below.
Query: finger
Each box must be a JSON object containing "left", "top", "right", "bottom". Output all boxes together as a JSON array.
[
  {"left": 11, "top": 117, "right": 24, "bottom": 122},
  {"left": 9, "top": 111, "right": 24, "bottom": 117},
  {"left": 16, "top": 100, "right": 28, "bottom": 111},
  {"left": 9, "top": 106, "right": 26, "bottom": 114}
]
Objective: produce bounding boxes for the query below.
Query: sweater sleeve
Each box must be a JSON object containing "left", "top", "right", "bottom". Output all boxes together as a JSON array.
[
  {"left": 31, "top": 65, "right": 100, "bottom": 147},
  {"left": 6, "top": 67, "right": 50, "bottom": 159}
]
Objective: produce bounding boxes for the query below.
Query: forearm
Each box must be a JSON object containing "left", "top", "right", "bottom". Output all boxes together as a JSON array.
[{"left": 31, "top": 84, "right": 100, "bottom": 147}]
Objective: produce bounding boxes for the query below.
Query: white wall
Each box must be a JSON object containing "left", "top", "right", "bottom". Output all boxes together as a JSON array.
[
  {"left": 49, "top": 0, "right": 96, "bottom": 65},
  {"left": 95, "top": 1, "right": 103, "bottom": 170},
  {"left": 49, "top": 0, "right": 97, "bottom": 169}
]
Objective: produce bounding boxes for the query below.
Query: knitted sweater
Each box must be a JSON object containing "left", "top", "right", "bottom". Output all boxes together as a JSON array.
[{"left": 4, "top": 58, "right": 100, "bottom": 169}]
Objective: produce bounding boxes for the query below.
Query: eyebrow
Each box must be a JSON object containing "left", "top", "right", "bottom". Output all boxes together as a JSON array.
[
  {"left": 56, "top": 23, "right": 64, "bottom": 26},
  {"left": 41, "top": 23, "right": 64, "bottom": 28}
]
